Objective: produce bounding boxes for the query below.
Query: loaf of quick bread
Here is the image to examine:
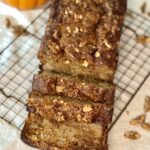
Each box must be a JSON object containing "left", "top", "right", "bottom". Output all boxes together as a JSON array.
[{"left": 21, "top": 0, "right": 127, "bottom": 149}]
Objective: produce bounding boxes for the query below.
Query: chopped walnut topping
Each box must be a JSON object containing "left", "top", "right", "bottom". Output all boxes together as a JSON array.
[
  {"left": 73, "top": 27, "right": 79, "bottom": 33},
  {"left": 81, "top": 83, "right": 86, "bottom": 86},
  {"left": 56, "top": 86, "right": 64, "bottom": 93},
  {"left": 77, "top": 114, "right": 82, "bottom": 121},
  {"left": 67, "top": 8, "right": 73, "bottom": 14},
  {"left": 75, "top": 0, "right": 80, "bottom": 4},
  {"left": 78, "top": 15, "right": 83, "bottom": 19},
  {"left": 5, "top": 18, "right": 11, "bottom": 28},
  {"left": 48, "top": 41, "right": 60, "bottom": 54},
  {"left": 83, "top": 105, "right": 92, "bottom": 112},
  {"left": 130, "top": 114, "right": 146, "bottom": 126},
  {"left": 57, "top": 115, "right": 65, "bottom": 122},
  {"left": 95, "top": 51, "right": 100, "bottom": 58},
  {"left": 144, "top": 96, "right": 150, "bottom": 112},
  {"left": 79, "top": 42, "right": 85, "bottom": 48},
  {"left": 59, "top": 100, "right": 64, "bottom": 104},
  {"left": 141, "top": 123, "right": 150, "bottom": 131},
  {"left": 82, "top": 60, "right": 88, "bottom": 67},
  {"left": 104, "top": 40, "right": 112, "bottom": 49},
  {"left": 65, "top": 10, "right": 68, "bottom": 15},
  {"left": 65, "top": 8, "right": 73, "bottom": 15},
  {"left": 66, "top": 26, "right": 71, "bottom": 33},
  {"left": 53, "top": 30, "right": 59, "bottom": 39},
  {"left": 74, "top": 48, "right": 79, "bottom": 52},
  {"left": 79, "top": 27, "right": 84, "bottom": 32},
  {"left": 64, "top": 60, "right": 70, "bottom": 64},
  {"left": 124, "top": 131, "right": 141, "bottom": 140},
  {"left": 74, "top": 14, "right": 83, "bottom": 20}
]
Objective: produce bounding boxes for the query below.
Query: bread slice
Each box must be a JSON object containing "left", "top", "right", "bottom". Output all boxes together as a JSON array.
[
  {"left": 21, "top": 113, "right": 108, "bottom": 150},
  {"left": 27, "top": 92, "right": 113, "bottom": 124},
  {"left": 38, "top": 0, "right": 127, "bottom": 81},
  {"left": 32, "top": 72, "right": 115, "bottom": 105}
]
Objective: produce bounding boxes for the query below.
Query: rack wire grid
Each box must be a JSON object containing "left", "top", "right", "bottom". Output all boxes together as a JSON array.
[{"left": 0, "top": 7, "right": 150, "bottom": 130}]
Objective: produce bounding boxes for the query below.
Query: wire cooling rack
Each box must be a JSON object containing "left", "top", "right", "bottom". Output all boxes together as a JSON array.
[{"left": 0, "top": 7, "right": 150, "bottom": 130}]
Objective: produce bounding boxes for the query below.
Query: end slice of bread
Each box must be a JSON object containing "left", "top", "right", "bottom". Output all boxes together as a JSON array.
[{"left": 21, "top": 113, "right": 108, "bottom": 150}]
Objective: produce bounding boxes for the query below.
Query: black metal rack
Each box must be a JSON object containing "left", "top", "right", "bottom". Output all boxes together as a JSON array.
[{"left": 0, "top": 7, "right": 150, "bottom": 130}]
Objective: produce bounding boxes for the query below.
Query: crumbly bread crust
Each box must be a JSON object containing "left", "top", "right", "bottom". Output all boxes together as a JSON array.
[
  {"left": 27, "top": 92, "right": 113, "bottom": 124},
  {"left": 32, "top": 72, "right": 115, "bottom": 104},
  {"left": 38, "top": 0, "right": 127, "bottom": 81},
  {"left": 21, "top": 113, "right": 108, "bottom": 150}
]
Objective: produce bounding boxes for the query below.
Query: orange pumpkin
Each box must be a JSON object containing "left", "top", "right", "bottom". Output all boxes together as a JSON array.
[{"left": 4, "top": 0, "right": 48, "bottom": 10}]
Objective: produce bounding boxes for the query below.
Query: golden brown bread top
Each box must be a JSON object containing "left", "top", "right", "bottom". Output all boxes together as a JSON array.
[{"left": 39, "top": 0, "right": 126, "bottom": 71}]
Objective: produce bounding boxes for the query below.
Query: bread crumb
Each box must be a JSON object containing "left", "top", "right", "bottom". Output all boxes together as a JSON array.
[
  {"left": 141, "top": 123, "right": 150, "bottom": 131},
  {"left": 130, "top": 114, "right": 146, "bottom": 126},
  {"left": 136, "top": 35, "right": 150, "bottom": 44},
  {"left": 124, "top": 131, "right": 141, "bottom": 140},
  {"left": 64, "top": 60, "right": 70, "bottom": 64}
]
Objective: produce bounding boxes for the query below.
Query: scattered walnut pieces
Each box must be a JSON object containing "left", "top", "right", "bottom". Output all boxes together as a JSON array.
[
  {"left": 11, "top": 25, "right": 29, "bottom": 36},
  {"left": 94, "top": 51, "right": 100, "bottom": 58},
  {"left": 56, "top": 86, "right": 64, "bottom": 93},
  {"left": 124, "top": 131, "right": 141, "bottom": 140},
  {"left": 136, "top": 35, "right": 150, "bottom": 44},
  {"left": 141, "top": 123, "right": 150, "bottom": 131},
  {"left": 140, "top": 2, "right": 147, "bottom": 14},
  {"left": 148, "top": 12, "right": 150, "bottom": 16},
  {"left": 144, "top": 96, "right": 150, "bottom": 113},
  {"left": 5, "top": 18, "right": 11, "bottom": 28},
  {"left": 64, "top": 60, "right": 70, "bottom": 64},
  {"left": 5, "top": 18, "right": 29, "bottom": 37},
  {"left": 83, "top": 105, "right": 92, "bottom": 113},
  {"left": 130, "top": 114, "right": 146, "bottom": 126}
]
